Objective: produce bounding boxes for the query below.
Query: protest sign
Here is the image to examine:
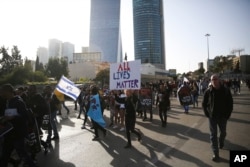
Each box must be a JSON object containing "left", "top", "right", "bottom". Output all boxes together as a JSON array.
[{"left": 109, "top": 60, "right": 141, "bottom": 90}]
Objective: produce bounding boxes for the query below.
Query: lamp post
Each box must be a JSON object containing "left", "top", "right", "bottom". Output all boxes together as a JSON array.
[{"left": 205, "top": 33, "right": 210, "bottom": 72}]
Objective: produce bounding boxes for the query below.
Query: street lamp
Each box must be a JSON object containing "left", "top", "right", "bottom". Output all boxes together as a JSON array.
[{"left": 205, "top": 33, "right": 210, "bottom": 72}]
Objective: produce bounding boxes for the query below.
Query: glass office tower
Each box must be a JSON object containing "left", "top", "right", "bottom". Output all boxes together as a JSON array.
[
  {"left": 89, "top": 0, "right": 122, "bottom": 63},
  {"left": 133, "top": 0, "right": 165, "bottom": 69}
]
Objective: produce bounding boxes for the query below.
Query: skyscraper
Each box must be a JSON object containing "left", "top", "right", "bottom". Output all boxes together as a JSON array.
[
  {"left": 89, "top": 0, "right": 122, "bottom": 63},
  {"left": 133, "top": 0, "right": 165, "bottom": 69},
  {"left": 62, "top": 42, "right": 75, "bottom": 63},
  {"left": 48, "top": 39, "right": 62, "bottom": 58},
  {"left": 37, "top": 47, "right": 48, "bottom": 65}
]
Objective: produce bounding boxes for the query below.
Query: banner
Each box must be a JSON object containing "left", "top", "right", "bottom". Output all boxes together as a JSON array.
[
  {"left": 139, "top": 88, "right": 152, "bottom": 109},
  {"left": 177, "top": 86, "right": 193, "bottom": 105},
  {"left": 87, "top": 94, "right": 106, "bottom": 127},
  {"left": 56, "top": 76, "right": 81, "bottom": 101},
  {"left": 109, "top": 60, "right": 141, "bottom": 90}
]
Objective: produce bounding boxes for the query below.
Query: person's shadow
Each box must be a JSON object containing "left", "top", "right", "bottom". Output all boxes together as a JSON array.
[{"left": 37, "top": 140, "right": 75, "bottom": 167}]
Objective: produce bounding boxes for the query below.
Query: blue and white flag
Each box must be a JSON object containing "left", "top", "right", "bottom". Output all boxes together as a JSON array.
[
  {"left": 87, "top": 94, "right": 106, "bottom": 128},
  {"left": 56, "top": 76, "right": 81, "bottom": 101}
]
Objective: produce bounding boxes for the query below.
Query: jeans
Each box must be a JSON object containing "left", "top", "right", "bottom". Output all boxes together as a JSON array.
[
  {"left": 209, "top": 117, "right": 227, "bottom": 154},
  {"left": 192, "top": 94, "right": 198, "bottom": 106},
  {"left": 47, "top": 111, "right": 59, "bottom": 141},
  {"left": 184, "top": 105, "right": 189, "bottom": 112}
]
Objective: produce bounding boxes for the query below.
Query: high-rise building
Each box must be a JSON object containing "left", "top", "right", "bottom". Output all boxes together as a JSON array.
[
  {"left": 48, "top": 39, "right": 62, "bottom": 58},
  {"left": 62, "top": 42, "right": 75, "bottom": 63},
  {"left": 89, "top": 0, "right": 122, "bottom": 63},
  {"left": 133, "top": 0, "right": 165, "bottom": 69},
  {"left": 37, "top": 47, "right": 49, "bottom": 65}
]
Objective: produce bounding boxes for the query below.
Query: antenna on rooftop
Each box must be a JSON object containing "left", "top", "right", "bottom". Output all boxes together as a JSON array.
[{"left": 231, "top": 48, "right": 245, "bottom": 56}]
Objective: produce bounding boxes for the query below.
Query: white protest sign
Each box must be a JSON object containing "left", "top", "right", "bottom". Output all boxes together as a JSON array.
[{"left": 110, "top": 60, "right": 141, "bottom": 90}]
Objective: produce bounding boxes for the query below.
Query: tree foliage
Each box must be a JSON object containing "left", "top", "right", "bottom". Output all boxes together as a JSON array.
[
  {"left": 0, "top": 46, "right": 23, "bottom": 75},
  {"left": 94, "top": 68, "right": 110, "bottom": 85},
  {"left": 46, "top": 57, "right": 69, "bottom": 80},
  {"left": 209, "top": 55, "right": 232, "bottom": 73},
  {"left": 35, "top": 56, "right": 44, "bottom": 72}
]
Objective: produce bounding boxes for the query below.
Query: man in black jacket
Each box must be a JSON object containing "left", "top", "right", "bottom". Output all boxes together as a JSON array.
[{"left": 202, "top": 74, "right": 233, "bottom": 162}]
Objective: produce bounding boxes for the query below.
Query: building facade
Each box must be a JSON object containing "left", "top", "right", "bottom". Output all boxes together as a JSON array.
[
  {"left": 48, "top": 39, "right": 62, "bottom": 58},
  {"left": 37, "top": 47, "right": 48, "bottom": 65},
  {"left": 240, "top": 55, "right": 250, "bottom": 74},
  {"left": 73, "top": 52, "right": 101, "bottom": 63},
  {"left": 62, "top": 42, "right": 75, "bottom": 63},
  {"left": 133, "top": 0, "right": 165, "bottom": 69},
  {"left": 89, "top": 0, "right": 122, "bottom": 63}
]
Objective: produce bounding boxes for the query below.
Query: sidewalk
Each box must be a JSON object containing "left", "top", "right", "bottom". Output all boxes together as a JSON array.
[{"left": 36, "top": 85, "right": 250, "bottom": 167}]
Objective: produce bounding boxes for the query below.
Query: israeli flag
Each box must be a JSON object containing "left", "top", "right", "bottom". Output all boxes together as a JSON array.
[
  {"left": 56, "top": 76, "right": 80, "bottom": 101},
  {"left": 87, "top": 94, "right": 106, "bottom": 127}
]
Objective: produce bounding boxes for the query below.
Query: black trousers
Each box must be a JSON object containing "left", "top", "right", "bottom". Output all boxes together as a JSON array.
[
  {"left": 93, "top": 120, "right": 106, "bottom": 137},
  {"left": 159, "top": 107, "right": 167, "bottom": 124},
  {"left": 125, "top": 118, "right": 140, "bottom": 145}
]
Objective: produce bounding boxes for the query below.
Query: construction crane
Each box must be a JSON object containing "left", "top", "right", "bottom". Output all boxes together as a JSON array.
[{"left": 231, "top": 48, "right": 245, "bottom": 56}]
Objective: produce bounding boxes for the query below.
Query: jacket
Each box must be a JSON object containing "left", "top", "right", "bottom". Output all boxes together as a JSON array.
[{"left": 202, "top": 85, "right": 233, "bottom": 119}]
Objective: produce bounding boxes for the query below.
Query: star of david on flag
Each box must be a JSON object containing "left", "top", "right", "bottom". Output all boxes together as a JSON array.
[
  {"left": 87, "top": 94, "right": 106, "bottom": 128},
  {"left": 56, "top": 76, "right": 81, "bottom": 101}
]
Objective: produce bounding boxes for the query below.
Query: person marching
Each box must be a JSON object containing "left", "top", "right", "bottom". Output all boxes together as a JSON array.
[
  {"left": 44, "top": 86, "right": 60, "bottom": 143},
  {"left": 202, "top": 74, "right": 233, "bottom": 161},
  {"left": 177, "top": 81, "right": 192, "bottom": 114},
  {"left": 156, "top": 84, "right": 170, "bottom": 127},
  {"left": 0, "top": 84, "right": 36, "bottom": 167},
  {"left": 124, "top": 90, "right": 141, "bottom": 148},
  {"left": 89, "top": 86, "right": 107, "bottom": 141}
]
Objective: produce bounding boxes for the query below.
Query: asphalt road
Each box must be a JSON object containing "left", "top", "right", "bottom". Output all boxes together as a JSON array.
[{"left": 35, "top": 85, "right": 250, "bottom": 167}]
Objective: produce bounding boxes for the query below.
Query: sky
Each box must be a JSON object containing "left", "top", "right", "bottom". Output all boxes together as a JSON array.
[{"left": 0, "top": 0, "right": 249, "bottom": 73}]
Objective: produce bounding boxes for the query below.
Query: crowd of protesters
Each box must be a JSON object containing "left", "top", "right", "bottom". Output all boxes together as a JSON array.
[{"left": 1, "top": 74, "right": 249, "bottom": 166}]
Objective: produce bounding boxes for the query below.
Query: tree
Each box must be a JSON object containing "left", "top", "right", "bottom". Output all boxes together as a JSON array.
[
  {"left": 0, "top": 46, "right": 22, "bottom": 75},
  {"left": 35, "top": 56, "right": 44, "bottom": 72},
  {"left": 94, "top": 68, "right": 110, "bottom": 87},
  {"left": 46, "top": 57, "right": 69, "bottom": 80},
  {"left": 210, "top": 55, "right": 231, "bottom": 73},
  {"left": 194, "top": 67, "right": 205, "bottom": 76}
]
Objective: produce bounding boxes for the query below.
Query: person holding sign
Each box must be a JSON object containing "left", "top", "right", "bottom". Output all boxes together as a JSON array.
[
  {"left": 124, "top": 90, "right": 142, "bottom": 148},
  {"left": 177, "top": 82, "right": 192, "bottom": 114}
]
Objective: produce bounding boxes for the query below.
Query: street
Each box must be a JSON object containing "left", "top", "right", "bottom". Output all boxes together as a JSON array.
[{"left": 36, "top": 85, "right": 250, "bottom": 167}]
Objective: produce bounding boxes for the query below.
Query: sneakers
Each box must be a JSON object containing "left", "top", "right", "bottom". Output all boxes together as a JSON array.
[
  {"left": 120, "top": 127, "right": 125, "bottom": 131},
  {"left": 113, "top": 125, "right": 118, "bottom": 129},
  {"left": 81, "top": 125, "right": 86, "bottom": 129},
  {"left": 212, "top": 154, "right": 220, "bottom": 162}
]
